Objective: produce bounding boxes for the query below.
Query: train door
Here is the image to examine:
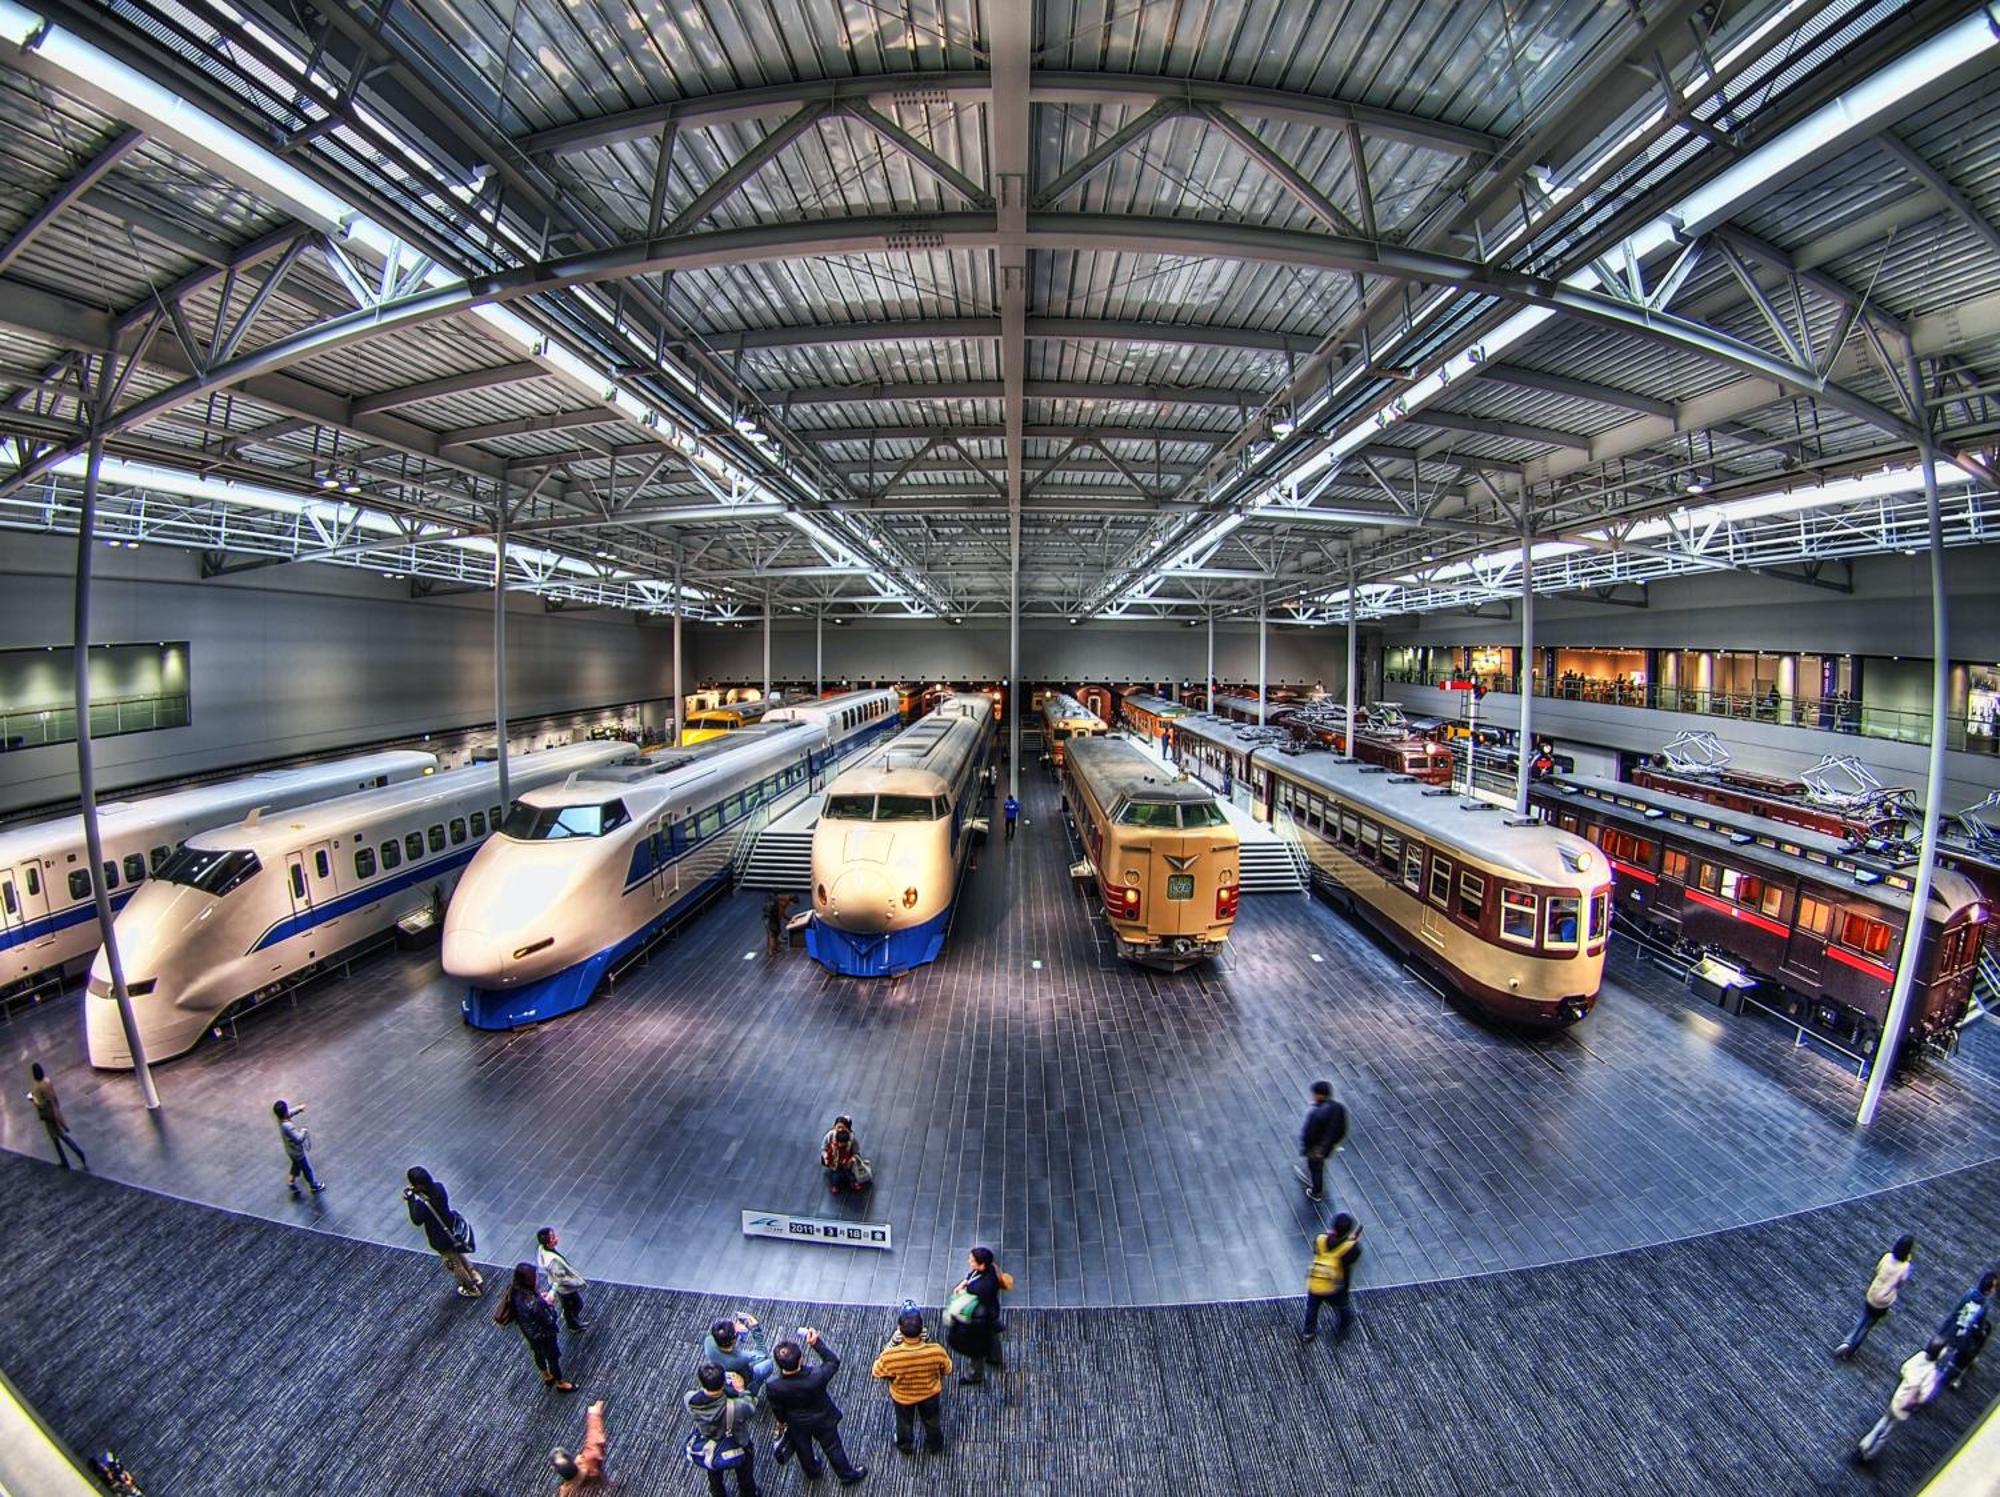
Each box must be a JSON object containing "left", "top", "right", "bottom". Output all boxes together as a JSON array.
[
  {"left": 284, "top": 850, "right": 315, "bottom": 928},
  {"left": 649, "top": 817, "right": 672, "bottom": 904},
  {"left": 662, "top": 813, "right": 682, "bottom": 894},
  {"left": 1780, "top": 888, "right": 1831, "bottom": 987}
]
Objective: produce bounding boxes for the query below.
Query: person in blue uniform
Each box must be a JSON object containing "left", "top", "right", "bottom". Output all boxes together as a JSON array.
[{"left": 1003, "top": 795, "right": 1019, "bottom": 839}]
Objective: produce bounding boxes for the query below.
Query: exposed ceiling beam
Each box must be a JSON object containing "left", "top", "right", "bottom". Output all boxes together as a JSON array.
[
  {"left": 763, "top": 379, "right": 1270, "bottom": 408},
  {"left": 349, "top": 362, "right": 549, "bottom": 417},
  {"left": 1477, "top": 364, "right": 1676, "bottom": 420},
  {"left": 437, "top": 408, "right": 628, "bottom": 450},
  {"left": 797, "top": 423, "right": 1232, "bottom": 444},
  {"left": 703, "top": 316, "right": 1323, "bottom": 356},
  {"left": 1877, "top": 134, "right": 2000, "bottom": 262},
  {"left": 519, "top": 72, "right": 1501, "bottom": 161},
  {"left": 1409, "top": 409, "right": 1594, "bottom": 452},
  {"left": 0, "top": 128, "right": 146, "bottom": 277}
]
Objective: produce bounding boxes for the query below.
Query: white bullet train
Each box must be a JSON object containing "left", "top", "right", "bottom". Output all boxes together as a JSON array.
[
  {"left": 84, "top": 742, "right": 629, "bottom": 1066},
  {"left": 1, "top": 749, "right": 437, "bottom": 996},
  {"left": 807, "top": 692, "right": 996, "bottom": 977},
  {"left": 445, "top": 689, "right": 900, "bottom": 1028}
]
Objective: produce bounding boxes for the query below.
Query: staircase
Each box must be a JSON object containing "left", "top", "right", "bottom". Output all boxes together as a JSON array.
[
  {"left": 1235, "top": 835, "right": 1306, "bottom": 894},
  {"left": 739, "top": 826, "right": 815, "bottom": 891},
  {"left": 1971, "top": 948, "right": 2000, "bottom": 1025}
]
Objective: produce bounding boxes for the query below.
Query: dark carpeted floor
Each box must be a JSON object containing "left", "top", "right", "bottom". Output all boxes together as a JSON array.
[{"left": 3, "top": 1147, "right": 1995, "bottom": 1496}]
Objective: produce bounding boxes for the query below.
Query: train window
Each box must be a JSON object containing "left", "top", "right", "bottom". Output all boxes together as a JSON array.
[
  {"left": 1584, "top": 823, "right": 1603, "bottom": 845},
  {"left": 380, "top": 840, "right": 402, "bottom": 871},
  {"left": 1696, "top": 863, "right": 1720, "bottom": 894},
  {"left": 1, "top": 880, "right": 13, "bottom": 916},
  {"left": 1720, "top": 869, "right": 1763, "bottom": 907},
  {"left": 1546, "top": 896, "right": 1581, "bottom": 948},
  {"left": 1340, "top": 813, "right": 1360, "bottom": 848},
  {"left": 698, "top": 808, "right": 722, "bottom": 840},
  {"left": 1402, "top": 845, "right": 1423, "bottom": 892},
  {"left": 1590, "top": 891, "right": 1609, "bottom": 943},
  {"left": 1662, "top": 849, "right": 1689, "bottom": 882},
  {"left": 123, "top": 853, "right": 146, "bottom": 884},
  {"left": 1501, "top": 889, "right": 1537, "bottom": 944},
  {"left": 1838, "top": 912, "right": 1893, "bottom": 957},
  {"left": 289, "top": 864, "right": 306, "bottom": 900},
  {"left": 428, "top": 826, "right": 446, "bottom": 854},
  {"left": 1359, "top": 823, "right": 1380, "bottom": 860},
  {"left": 102, "top": 862, "right": 119, "bottom": 891},
  {"left": 1797, "top": 895, "right": 1831, "bottom": 937},
  {"left": 1558, "top": 812, "right": 1579, "bottom": 832},
  {"left": 24, "top": 867, "right": 38, "bottom": 896},
  {"left": 1381, "top": 832, "right": 1402, "bottom": 867},
  {"left": 1457, "top": 872, "right": 1486, "bottom": 923},
  {"left": 1180, "top": 802, "right": 1227, "bottom": 828},
  {"left": 150, "top": 845, "right": 172, "bottom": 872},
  {"left": 155, "top": 847, "right": 261, "bottom": 897},
  {"left": 491, "top": 806, "right": 502, "bottom": 829},
  {"left": 1759, "top": 885, "right": 1784, "bottom": 918},
  {"left": 1428, "top": 859, "right": 1452, "bottom": 907},
  {"left": 404, "top": 832, "right": 424, "bottom": 862},
  {"left": 1117, "top": 801, "right": 1180, "bottom": 828},
  {"left": 449, "top": 818, "right": 467, "bottom": 845},
  {"left": 469, "top": 811, "right": 486, "bottom": 838},
  {"left": 69, "top": 870, "right": 92, "bottom": 901}
]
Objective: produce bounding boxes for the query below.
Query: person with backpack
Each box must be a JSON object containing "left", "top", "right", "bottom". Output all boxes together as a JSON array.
[
  {"left": 1295, "top": 1080, "right": 1348, "bottom": 1204},
  {"left": 872, "top": 1306, "right": 954, "bottom": 1454},
  {"left": 1833, "top": 1234, "right": 1915, "bottom": 1359},
  {"left": 944, "top": 1246, "right": 1012, "bottom": 1384},
  {"left": 496, "top": 1262, "right": 575, "bottom": 1392},
  {"left": 684, "top": 1363, "right": 760, "bottom": 1496},
  {"left": 27, "top": 1063, "right": 85, "bottom": 1169},
  {"left": 403, "top": 1165, "right": 483, "bottom": 1297},
  {"left": 1302, "top": 1213, "right": 1363, "bottom": 1343},
  {"left": 1935, "top": 1270, "right": 1996, "bottom": 1392},
  {"left": 272, "top": 1100, "right": 323, "bottom": 1196}
]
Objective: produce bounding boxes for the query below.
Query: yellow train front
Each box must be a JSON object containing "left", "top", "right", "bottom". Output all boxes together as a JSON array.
[
  {"left": 1061, "top": 737, "right": 1239, "bottom": 970},
  {"left": 1040, "top": 691, "right": 1107, "bottom": 771},
  {"left": 683, "top": 699, "right": 774, "bottom": 744}
]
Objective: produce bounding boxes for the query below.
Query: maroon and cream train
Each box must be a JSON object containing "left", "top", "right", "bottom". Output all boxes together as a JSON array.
[
  {"left": 1533, "top": 774, "right": 1987, "bottom": 1062},
  {"left": 1168, "top": 713, "right": 1611, "bottom": 1027},
  {"left": 1208, "top": 694, "right": 1454, "bottom": 785}
]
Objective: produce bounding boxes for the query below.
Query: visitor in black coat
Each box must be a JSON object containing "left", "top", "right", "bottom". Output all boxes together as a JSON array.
[
  {"left": 1296, "top": 1081, "right": 1348, "bottom": 1204},
  {"left": 764, "top": 1329, "right": 866, "bottom": 1485}
]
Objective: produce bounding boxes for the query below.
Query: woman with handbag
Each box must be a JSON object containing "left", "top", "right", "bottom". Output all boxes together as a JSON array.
[
  {"left": 495, "top": 1262, "right": 576, "bottom": 1391},
  {"left": 403, "top": 1165, "right": 483, "bottom": 1297},
  {"left": 684, "top": 1363, "right": 760, "bottom": 1496},
  {"left": 944, "top": 1245, "right": 1013, "bottom": 1384}
]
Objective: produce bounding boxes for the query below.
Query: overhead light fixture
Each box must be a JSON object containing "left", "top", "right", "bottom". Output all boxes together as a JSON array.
[{"left": 1686, "top": 480, "right": 1706, "bottom": 494}]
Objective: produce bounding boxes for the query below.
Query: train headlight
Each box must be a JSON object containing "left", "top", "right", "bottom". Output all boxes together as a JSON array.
[{"left": 903, "top": 886, "right": 919, "bottom": 909}]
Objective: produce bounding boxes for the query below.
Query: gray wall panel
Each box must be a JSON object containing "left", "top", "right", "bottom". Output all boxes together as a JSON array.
[{"left": 0, "top": 535, "right": 674, "bottom": 811}]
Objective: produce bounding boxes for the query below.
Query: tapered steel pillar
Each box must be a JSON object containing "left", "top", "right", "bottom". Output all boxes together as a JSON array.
[
  {"left": 74, "top": 420, "right": 158, "bottom": 1108},
  {"left": 493, "top": 508, "right": 510, "bottom": 807},
  {"left": 1343, "top": 551, "right": 1358, "bottom": 761},
  {"left": 1515, "top": 505, "right": 1535, "bottom": 816}
]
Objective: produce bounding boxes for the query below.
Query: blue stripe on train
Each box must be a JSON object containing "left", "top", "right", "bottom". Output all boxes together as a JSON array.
[
  {"left": 248, "top": 846, "right": 479, "bottom": 952},
  {"left": 460, "top": 865, "right": 732, "bottom": 1030},
  {"left": 1, "top": 887, "right": 137, "bottom": 954}
]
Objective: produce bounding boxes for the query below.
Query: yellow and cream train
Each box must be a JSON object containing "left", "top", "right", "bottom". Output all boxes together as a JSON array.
[
  {"left": 1061, "top": 736, "right": 1239, "bottom": 970},
  {"left": 1040, "top": 692, "right": 1108, "bottom": 769}
]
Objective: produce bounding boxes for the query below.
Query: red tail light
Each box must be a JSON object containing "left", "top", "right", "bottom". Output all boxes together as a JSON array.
[
  {"left": 1107, "top": 883, "right": 1141, "bottom": 921},
  {"left": 1216, "top": 883, "right": 1239, "bottom": 920}
]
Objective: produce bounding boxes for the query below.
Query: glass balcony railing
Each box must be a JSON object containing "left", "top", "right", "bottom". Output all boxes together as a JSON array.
[
  {"left": 0, "top": 693, "right": 191, "bottom": 751},
  {"left": 1380, "top": 671, "right": 1990, "bottom": 753}
]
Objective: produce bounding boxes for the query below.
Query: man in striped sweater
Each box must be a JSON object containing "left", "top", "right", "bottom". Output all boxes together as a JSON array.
[{"left": 871, "top": 1309, "right": 955, "bottom": 1455}]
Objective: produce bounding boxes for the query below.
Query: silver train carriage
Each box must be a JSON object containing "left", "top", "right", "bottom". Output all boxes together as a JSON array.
[
  {"left": 1, "top": 749, "right": 437, "bottom": 996},
  {"left": 85, "top": 743, "right": 628, "bottom": 1066},
  {"left": 445, "top": 690, "right": 899, "bottom": 1027},
  {"left": 807, "top": 692, "right": 996, "bottom": 977}
]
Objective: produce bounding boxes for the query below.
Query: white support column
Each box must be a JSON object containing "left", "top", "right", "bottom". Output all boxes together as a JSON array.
[
  {"left": 1515, "top": 502, "right": 1535, "bottom": 816},
  {"left": 815, "top": 605, "right": 823, "bottom": 696},
  {"left": 1205, "top": 611, "right": 1215, "bottom": 709},
  {"left": 762, "top": 584, "right": 772, "bottom": 700},
  {"left": 1344, "top": 551, "right": 1358, "bottom": 761},
  {"left": 671, "top": 543, "right": 683, "bottom": 747},
  {"left": 1858, "top": 441, "right": 1950, "bottom": 1126},
  {"left": 493, "top": 503, "right": 510, "bottom": 808},
  {"left": 1257, "top": 588, "right": 1268, "bottom": 726},
  {"left": 74, "top": 417, "right": 159, "bottom": 1108}
]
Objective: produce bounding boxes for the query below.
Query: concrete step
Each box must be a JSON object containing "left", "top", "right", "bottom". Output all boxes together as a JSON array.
[{"left": 739, "top": 829, "right": 815, "bottom": 892}]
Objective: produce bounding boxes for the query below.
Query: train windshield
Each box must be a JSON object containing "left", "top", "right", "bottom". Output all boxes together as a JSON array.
[
  {"left": 502, "top": 800, "right": 631, "bottom": 840},
  {"left": 1178, "top": 802, "right": 1227, "bottom": 828},
  {"left": 823, "top": 794, "right": 945, "bottom": 821},
  {"left": 154, "top": 847, "right": 261, "bottom": 897}
]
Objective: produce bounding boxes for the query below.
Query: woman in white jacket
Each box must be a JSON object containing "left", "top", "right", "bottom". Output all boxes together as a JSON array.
[
  {"left": 1856, "top": 1336, "right": 1947, "bottom": 1461},
  {"left": 1834, "top": 1233, "right": 1914, "bottom": 1359}
]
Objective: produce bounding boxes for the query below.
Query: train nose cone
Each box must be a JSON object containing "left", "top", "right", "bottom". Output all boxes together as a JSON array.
[
  {"left": 826, "top": 865, "right": 899, "bottom": 933},
  {"left": 441, "top": 922, "right": 504, "bottom": 983}
]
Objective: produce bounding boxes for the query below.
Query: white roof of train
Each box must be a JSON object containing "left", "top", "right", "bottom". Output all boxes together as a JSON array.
[
  {"left": 829, "top": 695, "right": 989, "bottom": 795},
  {"left": 0, "top": 749, "right": 438, "bottom": 862},
  {"left": 1254, "top": 744, "right": 1603, "bottom": 884},
  {"left": 764, "top": 688, "right": 898, "bottom": 725},
  {"left": 1043, "top": 692, "right": 1103, "bottom": 723},
  {"left": 516, "top": 724, "right": 814, "bottom": 807},
  {"left": 179, "top": 743, "right": 629, "bottom": 855}
]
